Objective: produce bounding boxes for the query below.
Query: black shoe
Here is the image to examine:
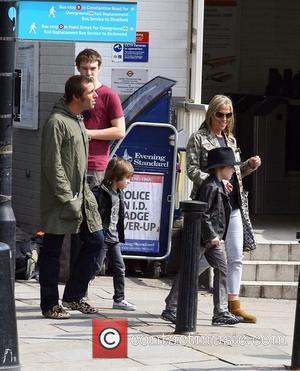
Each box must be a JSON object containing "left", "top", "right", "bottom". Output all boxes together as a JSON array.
[
  {"left": 161, "top": 309, "right": 176, "bottom": 324},
  {"left": 212, "top": 311, "right": 240, "bottom": 326}
]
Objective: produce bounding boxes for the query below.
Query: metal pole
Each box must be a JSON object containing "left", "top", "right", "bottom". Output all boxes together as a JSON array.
[
  {"left": 175, "top": 200, "right": 207, "bottom": 335},
  {"left": 291, "top": 271, "right": 300, "bottom": 370},
  {"left": 0, "top": 242, "right": 20, "bottom": 370},
  {"left": 189, "top": 0, "right": 204, "bottom": 103},
  {"left": 0, "top": 0, "right": 17, "bottom": 285}
]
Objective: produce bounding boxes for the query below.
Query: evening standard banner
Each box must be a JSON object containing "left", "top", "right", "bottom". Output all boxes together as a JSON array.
[{"left": 122, "top": 173, "right": 164, "bottom": 253}]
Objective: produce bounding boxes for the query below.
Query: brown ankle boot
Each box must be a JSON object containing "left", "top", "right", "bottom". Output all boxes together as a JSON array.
[{"left": 228, "top": 299, "right": 257, "bottom": 323}]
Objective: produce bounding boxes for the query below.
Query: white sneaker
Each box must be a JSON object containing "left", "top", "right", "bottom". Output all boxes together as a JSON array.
[{"left": 113, "top": 299, "right": 136, "bottom": 311}]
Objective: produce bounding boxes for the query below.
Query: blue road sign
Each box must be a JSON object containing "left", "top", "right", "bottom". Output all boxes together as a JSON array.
[
  {"left": 112, "top": 31, "right": 149, "bottom": 62},
  {"left": 113, "top": 43, "right": 123, "bottom": 52},
  {"left": 123, "top": 42, "right": 148, "bottom": 62},
  {"left": 18, "top": 1, "right": 137, "bottom": 42}
]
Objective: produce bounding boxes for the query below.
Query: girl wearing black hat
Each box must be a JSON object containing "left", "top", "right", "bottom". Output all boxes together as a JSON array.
[
  {"left": 195, "top": 147, "right": 241, "bottom": 325},
  {"left": 163, "top": 147, "right": 242, "bottom": 325}
]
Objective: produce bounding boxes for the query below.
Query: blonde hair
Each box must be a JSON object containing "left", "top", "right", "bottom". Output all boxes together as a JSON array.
[{"left": 204, "top": 95, "right": 235, "bottom": 137}]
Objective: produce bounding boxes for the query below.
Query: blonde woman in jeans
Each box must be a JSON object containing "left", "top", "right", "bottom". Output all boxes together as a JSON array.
[
  {"left": 162, "top": 95, "right": 261, "bottom": 323},
  {"left": 186, "top": 95, "right": 261, "bottom": 323}
]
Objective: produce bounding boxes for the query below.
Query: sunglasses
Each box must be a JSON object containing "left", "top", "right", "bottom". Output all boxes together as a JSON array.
[{"left": 215, "top": 112, "right": 233, "bottom": 119}]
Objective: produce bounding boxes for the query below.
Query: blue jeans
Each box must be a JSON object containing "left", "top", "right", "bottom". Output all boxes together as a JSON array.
[
  {"left": 97, "top": 242, "right": 125, "bottom": 302},
  {"left": 39, "top": 226, "right": 104, "bottom": 313}
]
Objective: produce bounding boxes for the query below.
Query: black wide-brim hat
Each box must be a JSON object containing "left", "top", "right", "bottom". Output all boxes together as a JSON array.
[{"left": 206, "top": 147, "right": 241, "bottom": 170}]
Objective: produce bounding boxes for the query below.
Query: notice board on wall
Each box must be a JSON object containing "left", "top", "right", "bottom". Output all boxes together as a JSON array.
[{"left": 202, "top": 0, "right": 239, "bottom": 103}]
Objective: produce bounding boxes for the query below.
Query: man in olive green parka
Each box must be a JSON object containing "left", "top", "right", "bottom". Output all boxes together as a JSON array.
[{"left": 39, "top": 75, "right": 104, "bottom": 319}]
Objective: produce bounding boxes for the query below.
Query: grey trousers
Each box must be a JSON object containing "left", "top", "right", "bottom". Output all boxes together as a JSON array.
[{"left": 165, "top": 244, "right": 228, "bottom": 315}]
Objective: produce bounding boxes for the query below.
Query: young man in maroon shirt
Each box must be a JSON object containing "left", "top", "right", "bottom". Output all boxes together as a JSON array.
[{"left": 76, "top": 49, "right": 125, "bottom": 188}]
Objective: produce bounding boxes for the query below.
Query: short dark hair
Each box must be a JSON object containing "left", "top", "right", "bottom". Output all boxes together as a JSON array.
[
  {"left": 75, "top": 48, "right": 102, "bottom": 68},
  {"left": 64, "top": 75, "right": 93, "bottom": 103},
  {"left": 104, "top": 157, "right": 134, "bottom": 186}
]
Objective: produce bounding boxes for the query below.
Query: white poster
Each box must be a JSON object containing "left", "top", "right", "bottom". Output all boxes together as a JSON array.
[
  {"left": 202, "top": 0, "right": 239, "bottom": 103},
  {"left": 111, "top": 68, "right": 148, "bottom": 95},
  {"left": 122, "top": 173, "right": 164, "bottom": 253},
  {"left": 14, "top": 42, "right": 39, "bottom": 130}
]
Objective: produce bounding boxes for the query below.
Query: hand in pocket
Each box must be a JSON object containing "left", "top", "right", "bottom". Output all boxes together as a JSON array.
[{"left": 60, "top": 198, "right": 82, "bottom": 220}]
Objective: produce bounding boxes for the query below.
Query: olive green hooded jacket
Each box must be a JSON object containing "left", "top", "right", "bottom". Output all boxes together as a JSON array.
[{"left": 40, "top": 98, "right": 102, "bottom": 234}]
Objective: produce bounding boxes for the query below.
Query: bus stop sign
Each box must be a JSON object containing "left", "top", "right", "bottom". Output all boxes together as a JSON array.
[{"left": 18, "top": 1, "right": 137, "bottom": 42}]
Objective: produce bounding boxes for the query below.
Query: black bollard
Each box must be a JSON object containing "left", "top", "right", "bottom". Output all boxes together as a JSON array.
[
  {"left": 175, "top": 200, "right": 207, "bottom": 335},
  {"left": 0, "top": 242, "right": 20, "bottom": 370},
  {"left": 291, "top": 271, "right": 300, "bottom": 370}
]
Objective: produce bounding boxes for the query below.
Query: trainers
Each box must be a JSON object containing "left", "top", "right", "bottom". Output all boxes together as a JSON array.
[
  {"left": 113, "top": 300, "right": 136, "bottom": 311},
  {"left": 42, "top": 304, "right": 70, "bottom": 319},
  {"left": 62, "top": 299, "right": 98, "bottom": 314},
  {"left": 161, "top": 309, "right": 176, "bottom": 324},
  {"left": 212, "top": 311, "right": 240, "bottom": 326}
]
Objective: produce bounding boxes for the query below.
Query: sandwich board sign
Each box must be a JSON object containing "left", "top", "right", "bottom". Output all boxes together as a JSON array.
[{"left": 111, "top": 122, "right": 178, "bottom": 260}]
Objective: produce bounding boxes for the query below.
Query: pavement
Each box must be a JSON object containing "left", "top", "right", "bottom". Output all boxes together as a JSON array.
[{"left": 15, "top": 274, "right": 297, "bottom": 371}]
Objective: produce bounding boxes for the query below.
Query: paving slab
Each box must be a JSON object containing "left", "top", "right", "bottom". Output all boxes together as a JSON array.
[
  {"left": 14, "top": 276, "right": 297, "bottom": 370},
  {"left": 128, "top": 338, "right": 214, "bottom": 366},
  {"left": 21, "top": 362, "right": 180, "bottom": 371},
  {"left": 176, "top": 360, "right": 287, "bottom": 370}
]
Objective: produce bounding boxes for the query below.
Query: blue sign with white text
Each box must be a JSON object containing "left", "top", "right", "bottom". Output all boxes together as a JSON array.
[
  {"left": 18, "top": 1, "right": 137, "bottom": 42},
  {"left": 123, "top": 43, "right": 148, "bottom": 62}
]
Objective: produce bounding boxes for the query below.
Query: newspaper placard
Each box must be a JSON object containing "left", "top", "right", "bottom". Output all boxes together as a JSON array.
[{"left": 122, "top": 173, "right": 164, "bottom": 253}]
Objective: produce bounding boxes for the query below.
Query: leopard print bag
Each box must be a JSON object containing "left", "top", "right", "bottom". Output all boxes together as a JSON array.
[{"left": 240, "top": 191, "right": 256, "bottom": 252}]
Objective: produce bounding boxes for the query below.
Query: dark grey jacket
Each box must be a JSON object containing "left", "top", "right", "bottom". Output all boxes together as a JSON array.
[
  {"left": 92, "top": 183, "right": 125, "bottom": 243},
  {"left": 196, "top": 174, "right": 231, "bottom": 245}
]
